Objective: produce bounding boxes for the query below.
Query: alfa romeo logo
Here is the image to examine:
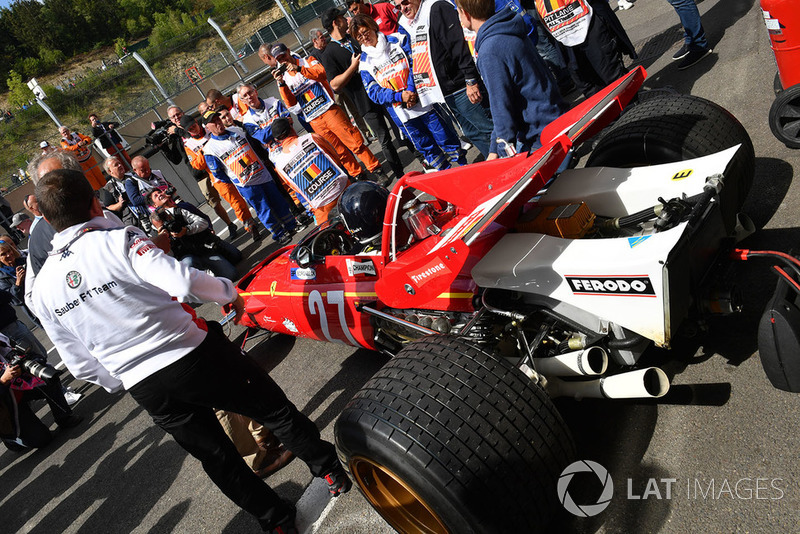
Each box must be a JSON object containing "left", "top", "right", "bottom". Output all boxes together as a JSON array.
[
  {"left": 558, "top": 460, "right": 614, "bottom": 517},
  {"left": 66, "top": 271, "right": 82, "bottom": 288}
]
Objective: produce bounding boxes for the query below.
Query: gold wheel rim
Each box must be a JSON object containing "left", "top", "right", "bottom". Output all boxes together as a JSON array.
[{"left": 350, "top": 456, "right": 448, "bottom": 534}]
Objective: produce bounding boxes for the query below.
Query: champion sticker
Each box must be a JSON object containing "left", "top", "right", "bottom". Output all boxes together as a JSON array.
[
  {"left": 66, "top": 271, "right": 82, "bottom": 289},
  {"left": 291, "top": 267, "right": 316, "bottom": 280},
  {"left": 346, "top": 259, "right": 377, "bottom": 277},
  {"left": 566, "top": 276, "right": 656, "bottom": 296},
  {"left": 283, "top": 318, "right": 299, "bottom": 333}
]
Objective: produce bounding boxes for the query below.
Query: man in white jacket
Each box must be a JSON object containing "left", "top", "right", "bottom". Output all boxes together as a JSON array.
[{"left": 29, "top": 168, "right": 351, "bottom": 533}]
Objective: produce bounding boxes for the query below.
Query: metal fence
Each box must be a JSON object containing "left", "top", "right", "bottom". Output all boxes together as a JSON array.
[{"left": 0, "top": 0, "right": 350, "bottom": 189}]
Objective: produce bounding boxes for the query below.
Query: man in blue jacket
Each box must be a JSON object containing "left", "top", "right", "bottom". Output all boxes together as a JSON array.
[{"left": 455, "top": 0, "right": 565, "bottom": 159}]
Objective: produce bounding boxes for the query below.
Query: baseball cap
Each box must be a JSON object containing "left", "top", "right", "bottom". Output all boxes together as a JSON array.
[
  {"left": 321, "top": 8, "right": 346, "bottom": 31},
  {"left": 271, "top": 118, "right": 292, "bottom": 140},
  {"left": 39, "top": 141, "right": 50, "bottom": 148},
  {"left": 270, "top": 43, "right": 290, "bottom": 58},
  {"left": 202, "top": 109, "right": 221, "bottom": 125},
  {"left": 10, "top": 213, "right": 30, "bottom": 228},
  {"left": 180, "top": 114, "right": 199, "bottom": 130}
]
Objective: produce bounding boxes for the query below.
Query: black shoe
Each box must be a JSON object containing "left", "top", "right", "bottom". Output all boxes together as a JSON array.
[
  {"left": 57, "top": 414, "right": 84, "bottom": 429},
  {"left": 678, "top": 47, "right": 712, "bottom": 70},
  {"left": 265, "top": 500, "right": 297, "bottom": 534},
  {"left": 323, "top": 466, "right": 353, "bottom": 497},
  {"left": 297, "top": 213, "right": 314, "bottom": 227},
  {"left": 391, "top": 164, "right": 405, "bottom": 179},
  {"left": 227, "top": 223, "right": 238, "bottom": 239},
  {"left": 372, "top": 169, "right": 391, "bottom": 187},
  {"left": 275, "top": 232, "right": 293, "bottom": 246},
  {"left": 246, "top": 222, "right": 261, "bottom": 241},
  {"left": 672, "top": 43, "right": 690, "bottom": 61}
]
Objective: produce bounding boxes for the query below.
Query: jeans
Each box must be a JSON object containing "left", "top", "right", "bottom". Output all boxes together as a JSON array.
[
  {"left": 444, "top": 88, "right": 494, "bottom": 157},
  {"left": 0, "top": 319, "right": 47, "bottom": 358},
  {"left": 240, "top": 180, "right": 296, "bottom": 239},
  {"left": 128, "top": 326, "right": 339, "bottom": 530},
  {"left": 363, "top": 105, "right": 404, "bottom": 177},
  {"left": 666, "top": 0, "right": 708, "bottom": 50},
  {"left": 180, "top": 239, "right": 242, "bottom": 281}
]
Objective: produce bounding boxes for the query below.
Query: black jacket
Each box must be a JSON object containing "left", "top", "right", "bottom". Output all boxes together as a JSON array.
[
  {"left": 92, "top": 121, "right": 123, "bottom": 149},
  {"left": 427, "top": 2, "right": 481, "bottom": 96},
  {"left": 320, "top": 38, "right": 381, "bottom": 116}
]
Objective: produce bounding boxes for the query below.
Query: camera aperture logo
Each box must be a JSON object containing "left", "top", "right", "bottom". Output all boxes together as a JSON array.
[
  {"left": 559, "top": 460, "right": 787, "bottom": 517},
  {"left": 558, "top": 460, "right": 614, "bottom": 517}
]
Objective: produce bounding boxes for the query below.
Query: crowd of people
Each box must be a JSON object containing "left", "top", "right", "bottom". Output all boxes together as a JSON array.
[{"left": 0, "top": 0, "right": 714, "bottom": 532}]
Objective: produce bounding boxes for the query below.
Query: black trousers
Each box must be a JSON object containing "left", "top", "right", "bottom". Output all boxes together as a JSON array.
[
  {"left": 6, "top": 375, "right": 72, "bottom": 448},
  {"left": 128, "top": 327, "right": 339, "bottom": 530},
  {"left": 363, "top": 104, "right": 405, "bottom": 177},
  {"left": 568, "top": 15, "right": 628, "bottom": 97}
]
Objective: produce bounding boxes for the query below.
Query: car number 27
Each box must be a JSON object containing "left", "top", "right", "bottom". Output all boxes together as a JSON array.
[{"left": 308, "top": 290, "right": 361, "bottom": 347}]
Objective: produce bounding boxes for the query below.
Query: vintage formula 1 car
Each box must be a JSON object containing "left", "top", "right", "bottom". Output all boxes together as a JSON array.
[{"left": 233, "top": 67, "right": 800, "bottom": 533}]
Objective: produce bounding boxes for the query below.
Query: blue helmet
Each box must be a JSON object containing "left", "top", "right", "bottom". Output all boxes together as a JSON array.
[{"left": 339, "top": 181, "right": 389, "bottom": 244}]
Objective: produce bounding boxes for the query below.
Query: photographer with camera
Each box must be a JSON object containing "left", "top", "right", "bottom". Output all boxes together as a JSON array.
[
  {"left": 89, "top": 113, "right": 131, "bottom": 168},
  {"left": 125, "top": 155, "right": 175, "bottom": 232},
  {"left": 0, "top": 330, "right": 82, "bottom": 451},
  {"left": 147, "top": 189, "right": 242, "bottom": 281},
  {"left": 100, "top": 156, "right": 143, "bottom": 229}
]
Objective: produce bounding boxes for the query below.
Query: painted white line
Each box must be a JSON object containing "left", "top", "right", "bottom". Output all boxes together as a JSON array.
[{"left": 296, "top": 478, "right": 336, "bottom": 533}]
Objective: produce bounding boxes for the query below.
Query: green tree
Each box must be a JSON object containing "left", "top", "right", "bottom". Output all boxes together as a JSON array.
[{"left": 6, "top": 70, "right": 33, "bottom": 108}]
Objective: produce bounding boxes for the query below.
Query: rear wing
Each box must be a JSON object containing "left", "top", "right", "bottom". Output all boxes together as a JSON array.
[{"left": 540, "top": 66, "right": 646, "bottom": 147}]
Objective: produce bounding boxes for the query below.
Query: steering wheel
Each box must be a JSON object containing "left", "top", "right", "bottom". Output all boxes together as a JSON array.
[{"left": 309, "top": 228, "right": 355, "bottom": 258}]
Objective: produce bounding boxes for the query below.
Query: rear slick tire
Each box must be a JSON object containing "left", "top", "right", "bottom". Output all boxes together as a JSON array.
[
  {"left": 587, "top": 93, "right": 755, "bottom": 232},
  {"left": 334, "top": 336, "right": 576, "bottom": 534}
]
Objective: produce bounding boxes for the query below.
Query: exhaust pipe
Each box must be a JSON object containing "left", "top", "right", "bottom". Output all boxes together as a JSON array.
[
  {"left": 533, "top": 346, "right": 609, "bottom": 377},
  {"left": 734, "top": 212, "right": 755, "bottom": 243},
  {"left": 546, "top": 367, "right": 670, "bottom": 400}
]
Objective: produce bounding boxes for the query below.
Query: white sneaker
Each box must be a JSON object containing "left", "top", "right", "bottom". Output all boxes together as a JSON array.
[
  {"left": 64, "top": 391, "right": 82, "bottom": 406},
  {"left": 618, "top": 0, "right": 633, "bottom": 9}
]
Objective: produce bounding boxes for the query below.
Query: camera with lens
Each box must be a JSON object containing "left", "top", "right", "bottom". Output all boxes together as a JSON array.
[
  {"left": 155, "top": 206, "right": 186, "bottom": 234},
  {"left": 272, "top": 63, "right": 288, "bottom": 77},
  {"left": 7, "top": 343, "right": 60, "bottom": 381}
]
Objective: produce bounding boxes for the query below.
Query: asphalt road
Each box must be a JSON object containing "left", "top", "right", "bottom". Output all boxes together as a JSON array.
[{"left": 2, "top": 0, "right": 799, "bottom": 532}]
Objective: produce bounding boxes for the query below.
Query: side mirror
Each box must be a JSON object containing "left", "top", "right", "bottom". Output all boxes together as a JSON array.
[{"left": 295, "top": 245, "right": 313, "bottom": 268}]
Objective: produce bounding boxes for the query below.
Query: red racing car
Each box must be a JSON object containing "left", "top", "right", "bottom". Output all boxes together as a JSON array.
[{"left": 233, "top": 67, "right": 800, "bottom": 533}]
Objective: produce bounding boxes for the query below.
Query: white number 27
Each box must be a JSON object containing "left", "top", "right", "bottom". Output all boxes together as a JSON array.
[{"left": 308, "top": 290, "right": 360, "bottom": 346}]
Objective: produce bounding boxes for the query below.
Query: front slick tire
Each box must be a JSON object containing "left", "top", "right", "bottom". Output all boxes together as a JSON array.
[{"left": 335, "top": 336, "right": 576, "bottom": 534}]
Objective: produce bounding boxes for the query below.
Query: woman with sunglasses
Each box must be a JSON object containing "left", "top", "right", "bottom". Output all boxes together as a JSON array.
[{"left": 351, "top": 14, "right": 465, "bottom": 172}]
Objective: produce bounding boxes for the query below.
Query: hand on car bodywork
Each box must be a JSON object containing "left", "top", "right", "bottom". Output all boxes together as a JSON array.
[{"left": 230, "top": 293, "right": 245, "bottom": 324}]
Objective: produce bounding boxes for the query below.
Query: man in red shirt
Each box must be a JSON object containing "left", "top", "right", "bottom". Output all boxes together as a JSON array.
[{"left": 348, "top": 0, "right": 399, "bottom": 35}]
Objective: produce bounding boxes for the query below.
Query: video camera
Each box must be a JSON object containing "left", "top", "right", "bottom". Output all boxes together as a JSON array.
[
  {"left": 145, "top": 119, "right": 174, "bottom": 149},
  {"left": 6, "top": 341, "right": 60, "bottom": 381}
]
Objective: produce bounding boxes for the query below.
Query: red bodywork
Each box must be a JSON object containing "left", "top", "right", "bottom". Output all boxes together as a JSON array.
[
  {"left": 235, "top": 68, "right": 646, "bottom": 349},
  {"left": 761, "top": 0, "right": 800, "bottom": 90}
]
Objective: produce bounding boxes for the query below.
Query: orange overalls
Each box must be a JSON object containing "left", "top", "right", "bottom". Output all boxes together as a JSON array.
[
  {"left": 278, "top": 56, "right": 380, "bottom": 178},
  {"left": 61, "top": 132, "right": 105, "bottom": 190}
]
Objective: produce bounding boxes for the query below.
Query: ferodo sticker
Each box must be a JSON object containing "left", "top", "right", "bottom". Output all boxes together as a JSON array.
[
  {"left": 566, "top": 276, "right": 656, "bottom": 296},
  {"left": 346, "top": 259, "right": 377, "bottom": 276}
]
